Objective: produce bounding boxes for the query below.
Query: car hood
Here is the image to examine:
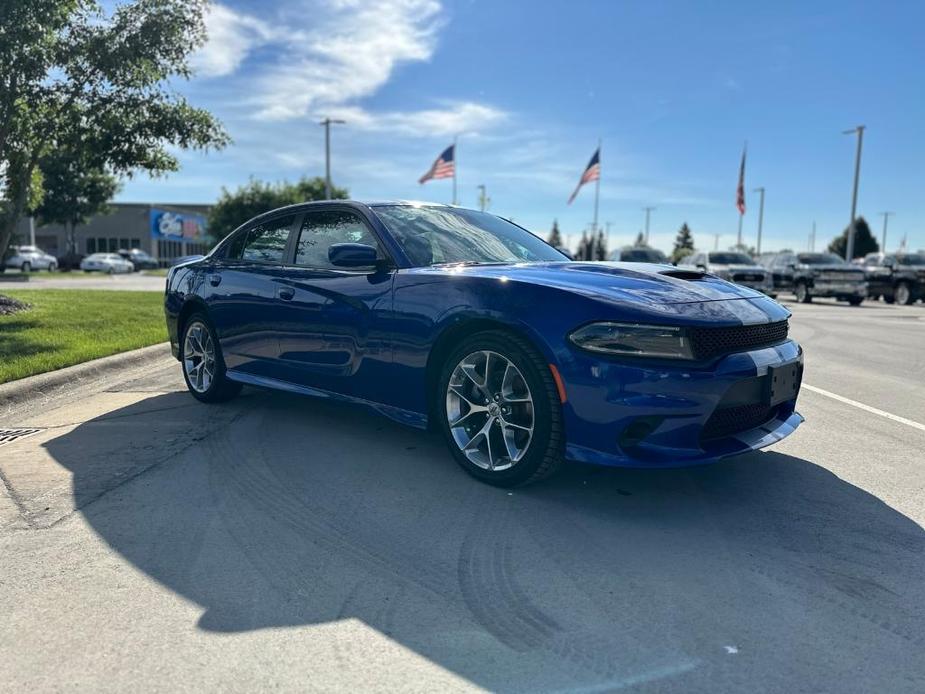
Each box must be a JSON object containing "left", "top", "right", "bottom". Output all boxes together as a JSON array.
[{"left": 415, "top": 261, "right": 772, "bottom": 307}]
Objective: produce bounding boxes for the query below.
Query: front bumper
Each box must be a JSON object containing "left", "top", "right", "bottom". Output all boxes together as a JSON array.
[
  {"left": 809, "top": 281, "right": 867, "bottom": 298},
  {"left": 559, "top": 339, "right": 803, "bottom": 468}
]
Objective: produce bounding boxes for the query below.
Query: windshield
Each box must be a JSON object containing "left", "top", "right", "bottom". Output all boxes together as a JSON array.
[
  {"left": 620, "top": 248, "right": 667, "bottom": 263},
  {"left": 798, "top": 253, "right": 845, "bottom": 265},
  {"left": 709, "top": 252, "right": 753, "bottom": 264},
  {"left": 373, "top": 205, "right": 568, "bottom": 266},
  {"left": 898, "top": 254, "right": 925, "bottom": 266}
]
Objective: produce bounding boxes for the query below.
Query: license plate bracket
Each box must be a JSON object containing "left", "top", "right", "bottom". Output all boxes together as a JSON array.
[{"left": 766, "top": 363, "right": 800, "bottom": 406}]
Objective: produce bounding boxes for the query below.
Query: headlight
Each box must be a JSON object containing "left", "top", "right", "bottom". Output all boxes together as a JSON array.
[{"left": 568, "top": 322, "right": 694, "bottom": 359}]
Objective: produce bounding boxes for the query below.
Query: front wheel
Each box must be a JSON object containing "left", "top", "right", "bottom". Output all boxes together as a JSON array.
[
  {"left": 21, "top": 261, "right": 31, "bottom": 273},
  {"left": 794, "top": 282, "right": 811, "bottom": 303},
  {"left": 847, "top": 297, "right": 863, "bottom": 306},
  {"left": 437, "top": 331, "right": 564, "bottom": 487},
  {"left": 47, "top": 262, "right": 57, "bottom": 272},
  {"left": 181, "top": 314, "right": 242, "bottom": 403},
  {"left": 895, "top": 282, "right": 913, "bottom": 306}
]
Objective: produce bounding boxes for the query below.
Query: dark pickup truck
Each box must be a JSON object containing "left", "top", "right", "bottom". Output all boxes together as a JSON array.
[
  {"left": 759, "top": 252, "right": 867, "bottom": 305},
  {"left": 862, "top": 252, "right": 925, "bottom": 305}
]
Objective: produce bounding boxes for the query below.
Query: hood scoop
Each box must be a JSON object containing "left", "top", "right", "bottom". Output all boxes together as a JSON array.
[{"left": 658, "top": 269, "right": 709, "bottom": 281}]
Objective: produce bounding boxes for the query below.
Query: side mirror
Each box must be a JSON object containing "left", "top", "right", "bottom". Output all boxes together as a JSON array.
[
  {"left": 696, "top": 264, "right": 707, "bottom": 272},
  {"left": 328, "top": 243, "right": 378, "bottom": 268}
]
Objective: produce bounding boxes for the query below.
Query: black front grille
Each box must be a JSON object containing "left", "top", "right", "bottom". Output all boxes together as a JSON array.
[
  {"left": 688, "top": 321, "right": 789, "bottom": 360},
  {"left": 701, "top": 403, "right": 777, "bottom": 442},
  {"left": 732, "top": 272, "right": 765, "bottom": 282}
]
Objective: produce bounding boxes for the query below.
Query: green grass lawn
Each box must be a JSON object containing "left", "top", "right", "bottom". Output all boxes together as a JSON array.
[
  {"left": 0, "top": 289, "right": 167, "bottom": 384},
  {"left": 141, "top": 268, "right": 169, "bottom": 277}
]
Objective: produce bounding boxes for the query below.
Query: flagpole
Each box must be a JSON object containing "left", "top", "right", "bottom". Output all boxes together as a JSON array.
[
  {"left": 592, "top": 139, "right": 601, "bottom": 233},
  {"left": 452, "top": 135, "right": 458, "bottom": 205}
]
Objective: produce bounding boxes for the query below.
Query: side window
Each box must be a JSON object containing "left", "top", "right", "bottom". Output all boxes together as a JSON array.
[
  {"left": 294, "top": 210, "right": 380, "bottom": 268},
  {"left": 240, "top": 215, "right": 295, "bottom": 263}
]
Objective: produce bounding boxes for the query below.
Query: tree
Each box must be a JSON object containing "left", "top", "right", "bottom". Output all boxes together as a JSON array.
[
  {"left": 0, "top": 0, "right": 229, "bottom": 258},
  {"left": 828, "top": 216, "right": 879, "bottom": 259},
  {"left": 547, "top": 219, "right": 563, "bottom": 247},
  {"left": 671, "top": 223, "right": 695, "bottom": 263},
  {"left": 33, "top": 144, "right": 120, "bottom": 261},
  {"left": 594, "top": 230, "right": 607, "bottom": 260},
  {"left": 207, "top": 177, "right": 348, "bottom": 242}
]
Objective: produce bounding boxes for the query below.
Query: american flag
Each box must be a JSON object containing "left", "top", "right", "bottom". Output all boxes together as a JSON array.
[
  {"left": 567, "top": 147, "right": 601, "bottom": 204},
  {"left": 419, "top": 144, "right": 455, "bottom": 184},
  {"left": 736, "top": 144, "right": 747, "bottom": 215}
]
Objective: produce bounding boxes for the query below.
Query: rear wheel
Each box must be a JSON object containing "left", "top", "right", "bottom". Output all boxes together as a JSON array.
[
  {"left": 895, "top": 282, "right": 912, "bottom": 305},
  {"left": 21, "top": 261, "right": 31, "bottom": 273},
  {"left": 437, "top": 331, "right": 564, "bottom": 487},
  {"left": 48, "top": 262, "right": 57, "bottom": 272},
  {"left": 794, "top": 282, "right": 811, "bottom": 303},
  {"left": 847, "top": 297, "right": 863, "bottom": 306},
  {"left": 181, "top": 313, "right": 242, "bottom": 403}
]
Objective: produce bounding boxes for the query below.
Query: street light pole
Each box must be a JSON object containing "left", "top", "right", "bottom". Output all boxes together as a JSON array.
[
  {"left": 643, "top": 206, "right": 655, "bottom": 244},
  {"left": 476, "top": 184, "right": 489, "bottom": 212},
  {"left": 879, "top": 211, "right": 894, "bottom": 252},
  {"left": 320, "top": 117, "right": 346, "bottom": 199},
  {"left": 843, "top": 125, "right": 865, "bottom": 261},
  {"left": 810, "top": 220, "right": 816, "bottom": 252},
  {"left": 753, "top": 187, "right": 765, "bottom": 255}
]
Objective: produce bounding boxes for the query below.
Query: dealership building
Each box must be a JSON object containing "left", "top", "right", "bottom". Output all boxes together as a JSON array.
[{"left": 15, "top": 202, "right": 212, "bottom": 266}]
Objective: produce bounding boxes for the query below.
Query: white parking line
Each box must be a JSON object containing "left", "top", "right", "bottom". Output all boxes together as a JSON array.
[{"left": 803, "top": 384, "right": 925, "bottom": 433}]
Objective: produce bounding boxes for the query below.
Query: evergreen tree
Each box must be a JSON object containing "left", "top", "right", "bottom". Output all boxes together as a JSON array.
[
  {"left": 595, "top": 230, "right": 607, "bottom": 260},
  {"left": 578, "top": 230, "right": 590, "bottom": 260},
  {"left": 828, "top": 216, "right": 879, "bottom": 259},
  {"left": 547, "top": 219, "right": 563, "bottom": 247},
  {"left": 671, "top": 223, "right": 695, "bottom": 263}
]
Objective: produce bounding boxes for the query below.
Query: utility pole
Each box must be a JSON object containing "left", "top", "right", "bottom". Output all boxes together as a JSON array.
[
  {"left": 643, "top": 206, "right": 655, "bottom": 244},
  {"left": 28, "top": 216, "right": 35, "bottom": 246},
  {"left": 713, "top": 234, "right": 720, "bottom": 251},
  {"left": 810, "top": 220, "right": 816, "bottom": 252},
  {"left": 843, "top": 125, "right": 865, "bottom": 261},
  {"left": 320, "top": 118, "right": 346, "bottom": 199},
  {"left": 879, "top": 211, "right": 894, "bottom": 252},
  {"left": 605, "top": 221, "right": 612, "bottom": 249},
  {"left": 753, "top": 187, "right": 765, "bottom": 255},
  {"left": 476, "top": 184, "right": 489, "bottom": 212}
]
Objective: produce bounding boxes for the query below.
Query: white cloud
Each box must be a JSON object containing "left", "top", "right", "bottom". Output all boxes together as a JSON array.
[
  {"left": 188, "top": 1, "right": 506, "bottom": 137},
  {"left": 190, "top": 4, "right": 273, "bottom": 78}
]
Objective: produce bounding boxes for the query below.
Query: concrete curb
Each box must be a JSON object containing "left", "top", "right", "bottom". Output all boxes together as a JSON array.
[{"left": 0, "top": 342, "right": 173, "bottom": 412}]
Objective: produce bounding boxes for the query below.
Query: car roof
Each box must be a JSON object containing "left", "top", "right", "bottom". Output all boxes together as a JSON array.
[{"left": 234, "top": 199, "right": 463, "bottom": 233}]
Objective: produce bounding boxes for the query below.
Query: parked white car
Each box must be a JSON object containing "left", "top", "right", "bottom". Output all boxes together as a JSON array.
[
  {"left": 80, "top": 253, "right": 135, "bottom": 274},
  {"left": 3, "top": 245, "right": 58, "bottom": 272}
]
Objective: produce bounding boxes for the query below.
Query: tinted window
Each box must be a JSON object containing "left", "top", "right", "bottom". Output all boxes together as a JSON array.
[
  {"left": 709, "top": 252, "right": 753, "bottom": 264},
  {"left": 797, "top": 253, "right": 844, "bottom": 265},
  {"left": 295, "top": 210, "right": 380, "bottom": 268},
  {"left": 374, "top": 205, "right": 567, "bottom": 266},
  {"left": 620, "top": 248, "right": 668, "bottom": 263},
  {"left": 897, "top": 254, "right": 925, "bottom": 266},
  {"left": 230, "top": 215, "right": 295, "bottom": 262}
]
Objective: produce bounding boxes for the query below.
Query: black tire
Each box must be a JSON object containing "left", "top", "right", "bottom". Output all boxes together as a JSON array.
[
  {"left": 895, "top": 282, "right": 913, "bottom": 306},
  {"left": 847, "top": 297, "right": 863, "bottom": 306},
  {"left": 21, "top": 261, "right": 31, "bottom": 273},
  {"left": 883, "top": 294, "right": 895, "bottom": 304},
  {"left": 48, "top": 262, "right": 57, "bottom": 273},
  {"left": 794, "top": 282, "right": 812, "bottom": 303},
  {"left": 436, "top": 330, "right": 565, "bottom": 487},
  {"left": 180, "top": 312, "right": 242, "bottom": 403},
  {"left": 106, "top": 266, "right": 114, "bottom": 275}
]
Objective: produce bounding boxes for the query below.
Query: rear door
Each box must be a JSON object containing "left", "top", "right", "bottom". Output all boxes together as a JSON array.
[
  {"left": 205, "top": 213, "right": 298, "bottom": 377},
  {"left": 273, "top": 208, "right": 394, "bottom": 402}
]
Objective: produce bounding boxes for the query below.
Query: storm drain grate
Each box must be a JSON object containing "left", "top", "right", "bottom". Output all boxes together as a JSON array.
[{"left": 0, "top": 428, "right": 44, "bottom": 447}]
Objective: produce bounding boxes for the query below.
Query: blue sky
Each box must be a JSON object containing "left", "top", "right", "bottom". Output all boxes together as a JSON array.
[{"left": 119, "top": 0, "right": 925, "bottom": 254}]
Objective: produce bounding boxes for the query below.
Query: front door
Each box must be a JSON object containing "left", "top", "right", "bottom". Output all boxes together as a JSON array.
[
  {"left": 273, "top": 209, "right": 394, "bottom": 402},
  {"left": 205, "top": 213, "right": 298, "bottom": 378}
]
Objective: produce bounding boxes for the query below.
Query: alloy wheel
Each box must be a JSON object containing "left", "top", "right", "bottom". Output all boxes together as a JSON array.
[
  {"left": 445, "top": 350, "right": 534, "bottom": 472},
  {"left": 183, "top": 321, "right": 216, "bottom": 394},
  {"left": 896, "top": 283, "right": 911, "bottom": 305}
]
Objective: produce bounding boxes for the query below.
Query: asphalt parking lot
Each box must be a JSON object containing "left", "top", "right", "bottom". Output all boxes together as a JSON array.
[{"left": 1, "top": 299, "right": 923, "bottom": 692}]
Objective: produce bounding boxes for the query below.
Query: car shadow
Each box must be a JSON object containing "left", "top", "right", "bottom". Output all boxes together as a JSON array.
[{"left": 43, "top": 390, "right": 925, "bottom": 692}]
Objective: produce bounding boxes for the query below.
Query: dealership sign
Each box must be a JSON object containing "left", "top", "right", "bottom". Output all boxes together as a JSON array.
[{"left": 149, "top": 208, "right": 207, "bottom": 241}]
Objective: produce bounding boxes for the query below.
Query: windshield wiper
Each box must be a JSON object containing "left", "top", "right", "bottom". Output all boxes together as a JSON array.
[{"left": 431, "top": 260, "right": 513, "bottom": 267}]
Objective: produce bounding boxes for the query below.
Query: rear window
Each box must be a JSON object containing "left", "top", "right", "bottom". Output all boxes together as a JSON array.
[
  {"left": 709, "top": 252, "right": 753, "bottom": 264},
  {"left": 620, "top": 248, "right": 668, "bottom": 263}
]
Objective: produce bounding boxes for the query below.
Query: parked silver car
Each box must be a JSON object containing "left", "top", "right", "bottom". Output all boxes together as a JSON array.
[
  {"left": 683, "top": 251, "right": 776, "bottom": 297},
  {"left": 3, "top": 245, "right": 58, "bottom": 272},
  {"left": 79, "top": 253, "right": 135, "bottom": 274}
]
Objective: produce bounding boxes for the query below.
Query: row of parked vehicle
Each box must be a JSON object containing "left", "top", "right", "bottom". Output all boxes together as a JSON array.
[
  {"left": 1, "top": 246, "right": 159, "bottom": 274},
  {"left": 600, "top": 244, "right": 924, "bottom": 307}
]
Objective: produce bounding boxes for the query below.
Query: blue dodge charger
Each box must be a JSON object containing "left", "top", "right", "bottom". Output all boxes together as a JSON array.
[{"left": 165, "top": 200, "right": 803, "bottom": 486}]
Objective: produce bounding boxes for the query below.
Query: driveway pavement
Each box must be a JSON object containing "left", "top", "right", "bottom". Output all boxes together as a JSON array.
[
  {"left": 1, "top": 272, "right": 165, "bottom": 291},
  {"left": 1, "top": 300, "right": 923, "bottom": 692}
]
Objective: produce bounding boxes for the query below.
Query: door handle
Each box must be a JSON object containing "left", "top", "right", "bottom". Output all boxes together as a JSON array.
[
  {"left": 277, "top": 286, "right": 295, "bottom": 301},
  {"left": 208, "top": 274, "right": 222, "bottom": 287}
]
